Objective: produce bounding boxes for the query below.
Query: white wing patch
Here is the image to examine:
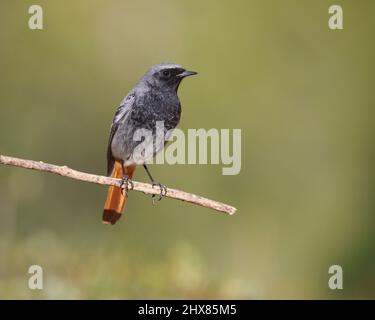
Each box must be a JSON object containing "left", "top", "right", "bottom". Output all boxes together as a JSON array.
[{"left": 113, "top": 92, "right": 135, "bottom": 124}]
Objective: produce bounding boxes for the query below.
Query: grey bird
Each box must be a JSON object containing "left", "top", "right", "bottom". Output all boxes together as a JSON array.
[{"left": 103, "top": 63, "right": 197, "bottom": 225}]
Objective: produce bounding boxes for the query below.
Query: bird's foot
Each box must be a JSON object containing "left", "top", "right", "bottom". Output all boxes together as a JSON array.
[
  {"left": 151, "top": 182, "right": 167, "bottom": 204},
  {"left": 120, "top": 177, "right": 134, "bottom": 197}
]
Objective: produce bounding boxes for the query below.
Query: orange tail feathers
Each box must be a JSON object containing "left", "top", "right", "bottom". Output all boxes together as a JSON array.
[{"left": 102, "top": 161, "right": 136, "bottom": 225}]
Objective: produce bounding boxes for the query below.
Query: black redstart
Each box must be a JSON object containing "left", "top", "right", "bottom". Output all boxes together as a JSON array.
[{"left": 103, "top": 63, "right": 197, "bottom": 224}]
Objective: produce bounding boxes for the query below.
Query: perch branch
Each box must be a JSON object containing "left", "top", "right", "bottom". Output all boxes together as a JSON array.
[{"left": 0, "top": 154, "right": 237, "bottom": 215}]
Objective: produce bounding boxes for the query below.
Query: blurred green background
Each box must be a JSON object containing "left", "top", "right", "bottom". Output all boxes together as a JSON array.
[{"left": 0, "top": 0, "right": 374, "bottom": 299}]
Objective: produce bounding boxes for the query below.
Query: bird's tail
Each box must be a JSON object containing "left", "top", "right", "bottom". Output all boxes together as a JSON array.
[{"left": 102, "top": 160, "right": 135, "bottom": 225}]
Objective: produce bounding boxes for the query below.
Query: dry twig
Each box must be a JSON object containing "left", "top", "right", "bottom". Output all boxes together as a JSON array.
[{"left": 0, "top": 154, "right": 237, "bottom": 215}]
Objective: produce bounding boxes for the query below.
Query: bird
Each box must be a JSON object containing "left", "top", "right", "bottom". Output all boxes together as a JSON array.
[{"left": 103, "top": 63, "right": 197, "bottom": 225}]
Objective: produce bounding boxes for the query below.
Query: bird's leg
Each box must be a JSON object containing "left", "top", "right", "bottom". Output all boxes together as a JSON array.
[
  {"left": 120, "top": 160, "right": 134, "bottom": 197},
  {"left": 143, "top": 164, "right": 167, "bottom": 202}
]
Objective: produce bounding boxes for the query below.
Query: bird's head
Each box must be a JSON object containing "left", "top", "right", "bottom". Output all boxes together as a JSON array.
[{"left": 141, "top": 63, "right": 197, "bottom": 92}]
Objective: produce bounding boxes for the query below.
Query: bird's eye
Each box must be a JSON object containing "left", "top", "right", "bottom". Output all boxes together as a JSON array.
[{"left": 162, "top": 70, "right": 171, "bottom": 77}]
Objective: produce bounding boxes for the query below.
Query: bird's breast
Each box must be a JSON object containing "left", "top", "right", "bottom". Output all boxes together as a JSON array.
[{"left": 131, "top": 93, "right": 181, "bottom": 131}]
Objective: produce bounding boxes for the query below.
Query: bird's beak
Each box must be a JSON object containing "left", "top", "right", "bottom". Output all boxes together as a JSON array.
[{"left": 177, "top": 70, "right": 198, "bottom": 78}]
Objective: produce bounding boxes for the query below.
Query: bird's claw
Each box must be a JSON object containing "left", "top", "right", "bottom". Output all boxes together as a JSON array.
[
  {"left": 120, "top": 177, "right": 134, "bottom": 197},
  {"left": 151, "top": 182, "right": 167, "bottom": 204}
]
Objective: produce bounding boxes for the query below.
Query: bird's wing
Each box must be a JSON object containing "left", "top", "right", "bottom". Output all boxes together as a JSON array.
[{"left": 106, "top": 92, "right": 136, "bottom": 176}]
